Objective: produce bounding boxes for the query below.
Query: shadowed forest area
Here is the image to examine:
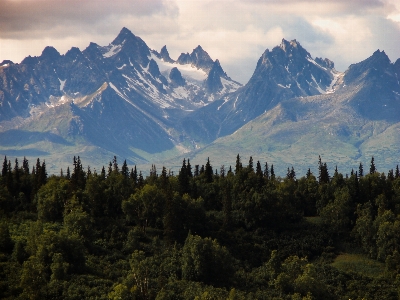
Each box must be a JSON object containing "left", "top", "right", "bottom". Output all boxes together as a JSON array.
[{"left": 1, "top": 154, "right": 400, "bottom": 299}]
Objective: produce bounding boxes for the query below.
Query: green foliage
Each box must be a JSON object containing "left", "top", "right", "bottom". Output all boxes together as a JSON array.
[
  {"left": 0, "top": 154, "right": 400, "bottom": 299},
  {"left": 182, "top": 234, "right": 234, "bottom": 287}
]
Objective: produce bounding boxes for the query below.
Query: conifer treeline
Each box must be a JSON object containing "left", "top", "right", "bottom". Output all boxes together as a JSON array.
[{"left": 1, "top": 154, "right": 400, "bottom": 299}]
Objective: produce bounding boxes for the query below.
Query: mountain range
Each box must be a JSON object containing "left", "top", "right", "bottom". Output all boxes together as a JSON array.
[{"left": 1, "top": 27, "right": 399, "bottom": 175}]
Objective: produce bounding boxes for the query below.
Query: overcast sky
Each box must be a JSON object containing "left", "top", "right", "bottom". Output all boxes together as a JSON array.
[{"left": 0, "top": 0, "right": 399, "bottom": 84}]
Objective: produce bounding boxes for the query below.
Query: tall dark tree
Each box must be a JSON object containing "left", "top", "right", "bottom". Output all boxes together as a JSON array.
[
  {"left": 187, "top": 159, "right": 193, "bottom": 178},
  {"left": 112, "top": 156, "right": 119, "bottom": 173},
  {"left": 264, "top": 162, "right": 269, "bottom": 179},
  {"left": 1, "top": 156, "right": 7, "bottom": 177},
  {"left": 121, "top": 160, "right": 129, "bottom": 178},
  {"left": 235, "top": 154, "right": 242, "bottom": 174},
  {"left": 318, "top": 156, "right": 330, "bottom": 184},
  {"left": 194, "top": 165, "right": 200, "bottom": 177},
  {"left": 178, "top": 159, "right": 190, "bottom": 195},
  {"left": 130, "top": 165, "right": 138, "bottom": 187},
  {"left": 248, "top": 156, "right": 254, "bottom": 172},
  {"left": 359, "top": 162, "right": 364, "bottom": 177},
  {"left": 396, "top": 165, "right": 400, "bottom": 179},
  {"left": 220, "top": 165, "right": 225, "bottom": 178},
  {"left": 66, "top": 167, "right": 71, "bottom": 180},
  {"left": 370, "top": 157, "right": 376, "bottom": 174},
  {"left": 22, "top": 156, "right": 29, "bottom": 174},
  {"left": 205, "top": 158, "right": 213, "bottom": 183},
  {"left": 270, "top": 164, "right": 275, "bottom": 180}
]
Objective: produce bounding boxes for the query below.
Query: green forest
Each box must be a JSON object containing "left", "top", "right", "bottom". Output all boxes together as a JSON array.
[{"left": 1, "top": 154, "right": 400, "bottom": 300}]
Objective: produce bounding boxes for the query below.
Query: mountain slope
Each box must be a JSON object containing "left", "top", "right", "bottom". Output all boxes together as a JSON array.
[
  {"left": 0, "top": 28, "right": 241, "bottom": 171},
  {"left": 180, "top": 39, "right": 339, "bottom": 143},
  {"left": 188, "top": 50, "right": 400, "bottom": 175}
]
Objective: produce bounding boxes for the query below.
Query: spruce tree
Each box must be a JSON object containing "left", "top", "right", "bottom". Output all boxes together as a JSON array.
[
  {"left": 358, "top": 163, "right": 364, "bottom": 177},
  {"left": 248, "top": 156, "right": 254, "bottom": 172},
  {"left": 396, "top": 165, "right": 400, "bottom": 178},
  {"left": 270, "top": 164, "right": 275, "bottom": 180},
  {"left": 220, "top": 165, "right": 225, "bottom": 178},
  {"left": 235, "top": 154, "right": 242, "bottom": 174},
  {"left": 205, "top": 158, "right": 213, "bottom": 183},
  {"left": 1, "top": 156, "right": 7, "bottom": 177},
  {"left": 187, "top": 159, "right": 193, "bottom": 177},
  {"left": 264, "top": 162, "right": 269, "bottom": 179},
  {"left": 121, "top": 160, "right": 129, "bottom": 178},
  {"left": 369, "top": 157, "right": 376, "bottom": 174},
  {"left": 22, "top": 156, "right": 29, "bottom": 174},
  {"left": 112, "top": 156, "right": 118, "bottom": 173}
]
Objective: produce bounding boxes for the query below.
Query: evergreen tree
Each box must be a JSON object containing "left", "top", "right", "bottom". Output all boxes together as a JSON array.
[
  {"left": 270, "top": 164, "right": 275, "bottom": 180},
  {"left": 87, "top": 166, "right": 91, "bottom": 178},
  {"left": 318, "top": 156, "right": 330, "bottom": 183},
  {"left": 121, "top": 160, "right": 129, "bottom": 178},
  {"left": 194, "top": 165, "right": 200, "bottom": 177},
  {"left": 388, "top": 169, "right": 394, "bottom": 181},
  {"left": 108, "top": 161, "right": 112, "bottom": 176},
  {"left": 248, "top": 156, "right": 254, "bottom": 172},
  {"left": 370, "top": 157, "right": 376, "bottom": 174},
  {"left": 359, "top": 162, "right": 364, "bottom": 177},
  {"left": 138, "top": 171, "right": 144, "bottom": 187},
  {"left": 66, "top": 167, "right": 71, "bottom": 180},
  {"left": 220, "top": 165, "right": 225, "bottom": 178},
  {"left": 235, "top": 154, "right": 242, "bottom": 174},
  {"left": 1, "top": 156, "right": 7, "bottom": 177},
  {"left": 178, "top": 159, "right": 190, "bottom": 195},
  {"left": 100, "top": 166, "right": 105, "bottom": 180},
  {"left": 264, "top": 162, "right": 269, "bottom": 179},
  {"left": 306, "top": 168, "right": 312, "bottom": 178},
  {"left": 205, "top": 158, "right": 213, "bottom": 183},
  {"left": 22, "top": 156, "right": 29, "bottom": 174},
  {"left": 112, "top": 156, "right": 119, "bottom": 173},
  {"left": 187, "top": 159, "right": 193, "bottom": 177},
  {"left": 256, "top": 161, "right": 262, "bottom": 175},
  {"left": 396, "top": 165, "right": 400, "bottom": 178},
  {"left": 130, "top": 165, "right": 138, "bottom": 186}
]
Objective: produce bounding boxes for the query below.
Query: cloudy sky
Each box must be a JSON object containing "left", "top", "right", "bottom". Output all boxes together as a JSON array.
[{"left": 1, "top": 0, "right": 400, "bottom": 84}]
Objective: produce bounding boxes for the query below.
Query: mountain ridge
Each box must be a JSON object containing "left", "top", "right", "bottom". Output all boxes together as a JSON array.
[{"left": 1, "top": 28, "right": 399, "bottom": 174}]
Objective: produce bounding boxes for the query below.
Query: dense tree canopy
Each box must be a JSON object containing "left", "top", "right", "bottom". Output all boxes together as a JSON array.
[{"left": 0, "top": 155, "right": 399, "bottom": 299}]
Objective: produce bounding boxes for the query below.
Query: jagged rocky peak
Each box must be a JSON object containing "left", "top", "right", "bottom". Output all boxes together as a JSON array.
[
  {"left": 177, "top": 52, "right": 192, "bottom": 65},
  {"left": 112, "top": 27, "right": 136, "bottom": 45},
  {"left": 148, "top": 59, "right": 162, "bottom": 78},
  {"left": 21, "top": 55, "right": 39, "bottom": 65},
  {"left": 204, "top": 60, "right": 226, "bottom": 93},
  {"left": 344, "top": 49, "right": 393, "bottom": 85},
  {"left": 278, "top": 38, "right": 311, "bottom": 59},
  {"left": 65, "top": 47, "right": 83, "bottom": 59},
  {"left": 169, "top": 67, "right": 186, "bottom": 86},
  {"left": 160, "top": 45, "right": 174, "bottom": 63},
  {"left": 0, "top": 60, "right": 14, "bottom": 66},
  {"left": 315, "top": 57, "right": 334, "bottom": 69},
  {"left": 279, "top": 38, "right": 300, "bottom": 51},
  {"left": 190, "top": 45, "right": 214, "bottom": 72},
  {"left": 40, "top": 46, "right": 61, "bottom": 61},
  {"left": 177, "top": 45, "right": 215, "bottom": 72}
]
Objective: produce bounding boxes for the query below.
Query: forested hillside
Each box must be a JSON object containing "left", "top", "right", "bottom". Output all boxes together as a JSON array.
[{"left": 1, "top": 155, "right": 400, "bottom": 299}]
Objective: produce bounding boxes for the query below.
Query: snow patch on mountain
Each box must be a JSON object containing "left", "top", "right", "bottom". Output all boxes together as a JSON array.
[
  {"left": 103, "top": 44, "right": 122, "bottom": 58},
  {"left": 151, "top": 53, "right": 207, "bottom": 82}
]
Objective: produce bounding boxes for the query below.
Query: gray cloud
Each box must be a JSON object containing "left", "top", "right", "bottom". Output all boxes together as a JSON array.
[
  {"left": 0, "top": 0, "right": 176, "bottom": 39},
  {"left": 0, "top": 0, "right": 399, "bottom": 84}
]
